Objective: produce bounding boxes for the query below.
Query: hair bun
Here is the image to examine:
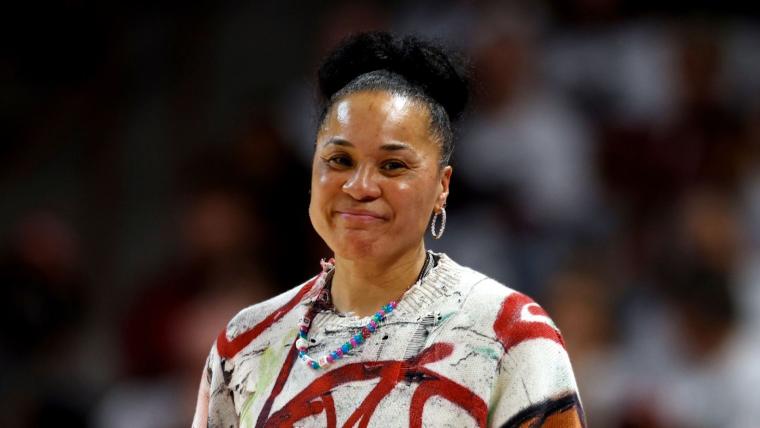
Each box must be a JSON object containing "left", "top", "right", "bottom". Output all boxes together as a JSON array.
[{"left": 318, "top": 31, "right": 469, "bottom": 121}]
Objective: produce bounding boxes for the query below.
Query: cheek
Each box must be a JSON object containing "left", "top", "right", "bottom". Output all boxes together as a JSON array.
[
  {"left": 312, "top": 160, "right": 344, "bottom": 190},
  {"left": 308, "top": 167, "right": 325, "bottom": 217},
  {"left": 308, "top": 177, "right": 333, "bottom": 244},
  {"left": 309, "top": 164, "right": 341, "bottom": 221},
  {"left": 393, "top": 179, "right": 436, "bottom": 227}
]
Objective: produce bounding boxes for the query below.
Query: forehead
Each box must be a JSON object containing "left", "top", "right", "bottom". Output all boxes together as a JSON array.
[{"left": 318, "top": 91, "right": 435, "bottom": 151}]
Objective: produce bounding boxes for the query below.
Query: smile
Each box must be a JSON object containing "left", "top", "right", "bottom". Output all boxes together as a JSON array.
[{"left": 335, "top": 210, "right": 387, "bottom": 223}]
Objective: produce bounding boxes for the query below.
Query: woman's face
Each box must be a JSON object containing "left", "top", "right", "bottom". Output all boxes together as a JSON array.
[{"left": 309, "top": 91, "right": 451, "bottom": 262}]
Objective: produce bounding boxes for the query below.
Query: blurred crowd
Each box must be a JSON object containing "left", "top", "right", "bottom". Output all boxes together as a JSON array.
[{"left": 3, "top": 1, "right": 760, "bottom": 427}]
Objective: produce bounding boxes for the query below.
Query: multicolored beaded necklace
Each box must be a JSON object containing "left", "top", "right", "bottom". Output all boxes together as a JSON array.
[{"left": 295, "top": 252, "right": 434, "bottom": 370}]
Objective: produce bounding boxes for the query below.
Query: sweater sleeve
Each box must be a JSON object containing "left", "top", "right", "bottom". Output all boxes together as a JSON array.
[
  {"left": 487, "top": 293, "right": 586, "bottom": 427},
  {"left": 191, "top": 360, "right": 210, "bottom": 428},
  {"left": 192, "top": 344, "right": 239, "bottom": 428}
]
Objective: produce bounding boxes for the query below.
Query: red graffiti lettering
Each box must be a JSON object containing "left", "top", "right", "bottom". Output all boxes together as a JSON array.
[
  {"left": 216, "top": 276, "right": 318, "bottom": 359},
  {"left": 260, "top": 342, "right": 488, "bottom": 427},
  {"left": 493, "top": 292, "right": 564, "bottom": 353}
]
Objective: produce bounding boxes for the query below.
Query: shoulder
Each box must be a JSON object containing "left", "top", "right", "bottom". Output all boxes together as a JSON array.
[
  {"left": 435, "top": 255, "right": 585, "bottom": 426},
  {"left": 225, "top": 277, "right": 316, "bottom": 338},
  {"left": 214, "top": 273, "right": 322, "bottom": 360},
  {"left": 440, "top": 254, "right": 566, "bottom": 352}
]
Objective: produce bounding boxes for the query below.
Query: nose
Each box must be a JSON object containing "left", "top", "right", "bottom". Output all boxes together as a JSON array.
[{"left": 342, "top": 164, "right": 381, "bottom": 201}]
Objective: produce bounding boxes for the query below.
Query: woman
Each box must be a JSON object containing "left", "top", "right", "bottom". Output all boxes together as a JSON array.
[{"left": 193, "top": 32, "right": 585, "bottom": 428}]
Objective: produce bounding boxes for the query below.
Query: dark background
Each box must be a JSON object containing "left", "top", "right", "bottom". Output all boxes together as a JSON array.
[{"left": 3, "top": 1, "right": 760, "bottom": 426}]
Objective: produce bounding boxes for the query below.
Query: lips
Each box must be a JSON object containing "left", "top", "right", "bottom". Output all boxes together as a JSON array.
[{"left": 335, "top": 209, "right": 387, "bottom": 222}]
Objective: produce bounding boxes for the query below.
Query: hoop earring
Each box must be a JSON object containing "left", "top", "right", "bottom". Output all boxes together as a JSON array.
[{"left": 430, "top": 207, "right": 446, "bottom": 240}]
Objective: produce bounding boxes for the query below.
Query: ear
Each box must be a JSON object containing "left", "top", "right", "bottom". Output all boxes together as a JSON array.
[{"left": 436, "top": 165, "right": 452, "bottom": 212}]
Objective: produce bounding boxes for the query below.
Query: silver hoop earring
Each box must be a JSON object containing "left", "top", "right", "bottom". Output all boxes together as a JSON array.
[{"left": 430, "top": 207, "right": 446, "bottom": 240}]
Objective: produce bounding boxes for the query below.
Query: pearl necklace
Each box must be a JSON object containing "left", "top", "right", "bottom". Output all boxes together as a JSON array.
[{"left": 295, "top": 252, "right": 433, "bottom": 370}]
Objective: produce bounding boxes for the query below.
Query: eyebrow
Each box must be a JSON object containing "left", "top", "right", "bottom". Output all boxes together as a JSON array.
[{"left": 323, "top": 138, "right": 412, "bottom": 152}]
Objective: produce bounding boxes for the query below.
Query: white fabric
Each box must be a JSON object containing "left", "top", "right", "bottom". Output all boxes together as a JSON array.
[{"left": 193, "top": 253, "right": 584, "bottom": 427}]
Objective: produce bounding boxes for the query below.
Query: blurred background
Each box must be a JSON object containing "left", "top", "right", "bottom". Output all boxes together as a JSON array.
[{"left": 3, "top": 0, "right": 760, "bottom": 427}]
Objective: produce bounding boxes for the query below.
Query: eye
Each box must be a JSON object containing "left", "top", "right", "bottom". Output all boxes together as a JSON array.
[
  {"left": 326, "top": 154, "right": 353, "bottom": 168},
  {"left": 381, "top": 160, "right": 408, "bottom": 172}
]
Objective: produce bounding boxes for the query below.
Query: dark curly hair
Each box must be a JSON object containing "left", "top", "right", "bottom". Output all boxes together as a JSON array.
[{"left": 316, "top": 32, "right": 470, "bottom": 166}]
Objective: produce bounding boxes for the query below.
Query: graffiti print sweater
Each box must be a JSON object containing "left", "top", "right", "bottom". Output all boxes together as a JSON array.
[{"left": 193, "top": 253, "right": 585, "bottom": 427}]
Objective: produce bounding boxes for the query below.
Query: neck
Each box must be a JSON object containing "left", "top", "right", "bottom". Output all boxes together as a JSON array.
[{"left": 330, "top": 244, "right": 427, "bottom": 317}]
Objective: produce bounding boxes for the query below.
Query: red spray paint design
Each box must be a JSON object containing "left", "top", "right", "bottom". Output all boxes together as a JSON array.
[
  {"left": 214, "top": 277, "right": 564, "bottom": 427},
  {"left": 493, "top": 292, "right": 565, "bottom": 352},
  {"left": 260, "top": 342, "right": 488, "bottom": 428}
]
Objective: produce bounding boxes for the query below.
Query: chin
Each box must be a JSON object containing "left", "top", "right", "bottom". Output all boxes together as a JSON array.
[
  {"left": 333, "top": 235, "right": 383, "bottom": 261},
  {"left": 339, "top": 237, "right": 422, "bottom": 264}
]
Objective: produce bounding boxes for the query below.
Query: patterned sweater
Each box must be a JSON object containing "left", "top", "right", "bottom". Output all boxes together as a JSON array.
[{"left": 192, "top": 253, "right": 585, "bottom": 427}]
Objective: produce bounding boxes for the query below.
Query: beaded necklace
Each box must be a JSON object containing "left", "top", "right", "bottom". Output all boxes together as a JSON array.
[{"left": 295, "top": 252, "right": 434, "bottom": 370}]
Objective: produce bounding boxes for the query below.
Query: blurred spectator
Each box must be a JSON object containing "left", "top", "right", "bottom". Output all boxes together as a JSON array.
[
  {"left": 119, "top": 182, "right": 270, "bottom": 377},
  {"left": 544, "top": 251, "right": 624, "bottom": 427},
  {"left": 95, "top": 286, "right": 262, "bottom": 428},
  {"left": 615, "top": 187, "right": 760, "bottom": 427},
  {"left": 0, "top": 212, "right": 91, "bottom": 427},
  {"left": 451, "top": 7, "right": 601, "bottom": 293},
  {"left": 99, "top": 175, "right": 279, "bottom": 427},
  {"left": 460, "top": 8, "right": 598, "bottom": 228}
]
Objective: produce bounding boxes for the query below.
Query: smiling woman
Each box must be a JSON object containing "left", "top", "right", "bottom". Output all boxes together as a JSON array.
[
  {"left": 193, "top": 32, "right": 585, "bottom": 428},
  {"left": 310, "top": 91, "right": 450, "bottom": 297}
]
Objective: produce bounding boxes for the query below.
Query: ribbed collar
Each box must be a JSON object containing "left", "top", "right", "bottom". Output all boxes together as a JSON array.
[{"left": 299, "top": 252, "right": 463, "bottom": 329}]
